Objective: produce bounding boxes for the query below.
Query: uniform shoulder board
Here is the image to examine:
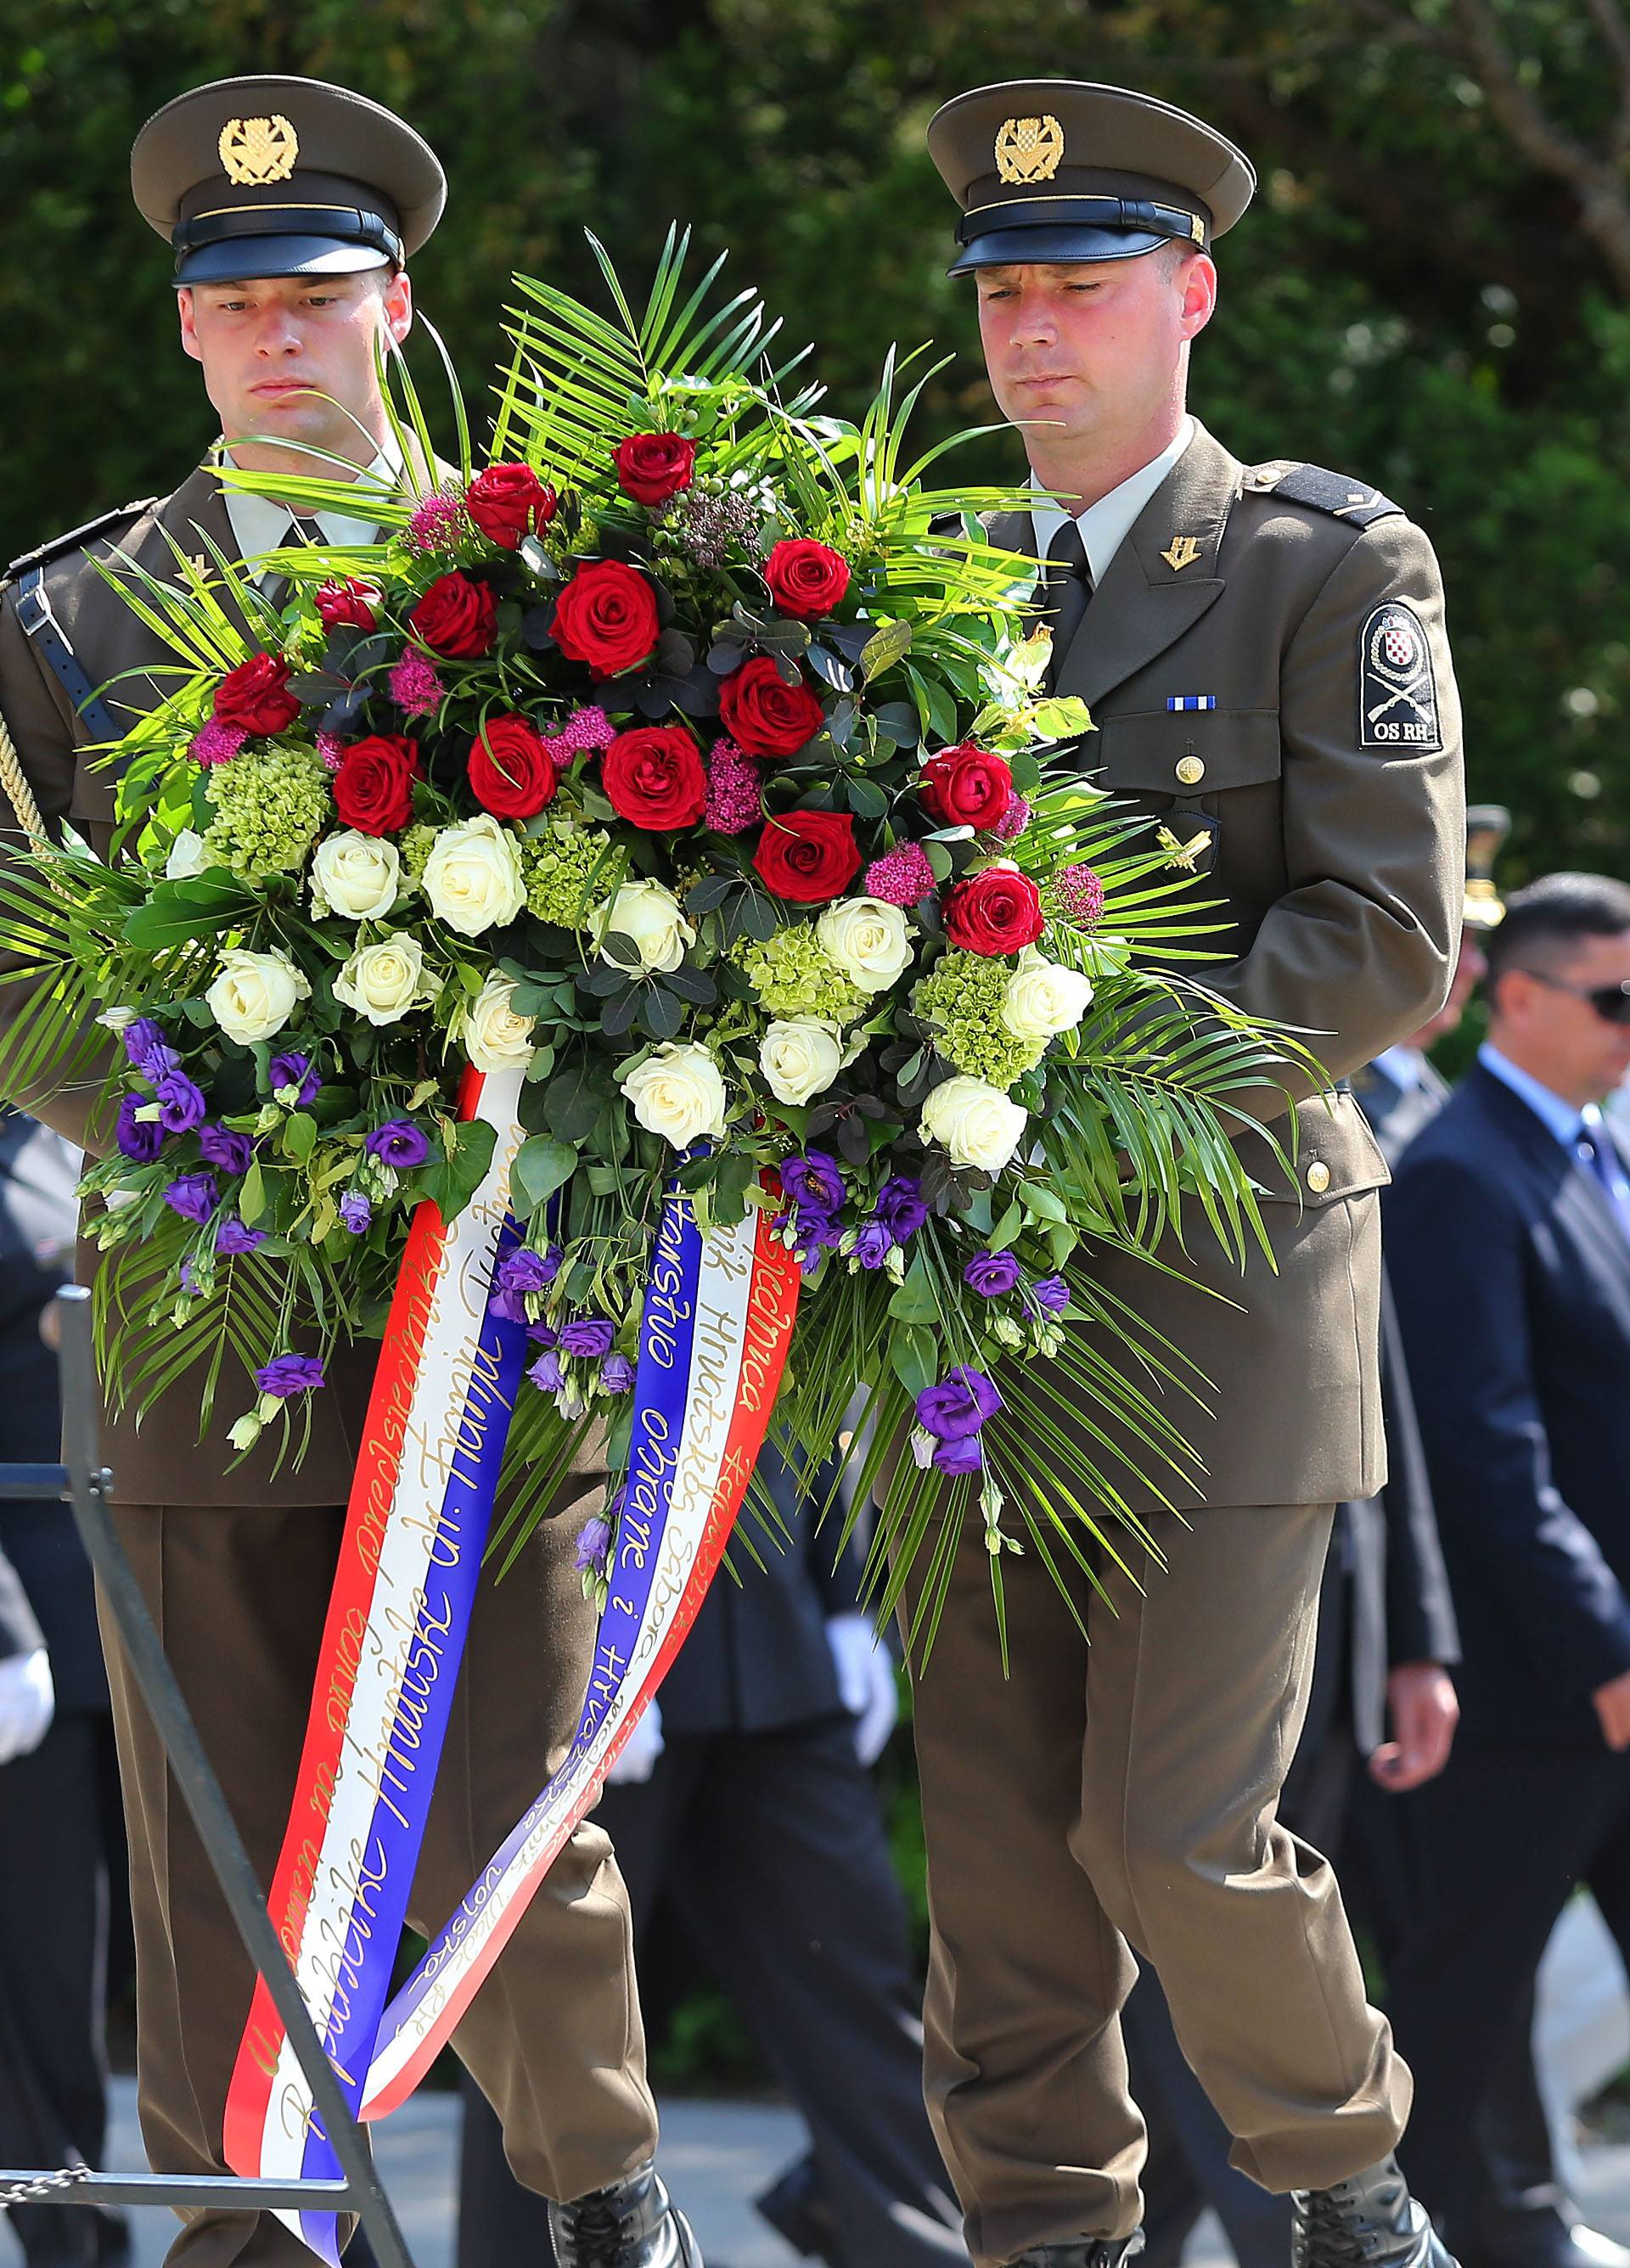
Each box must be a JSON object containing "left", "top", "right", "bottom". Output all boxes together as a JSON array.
[
  {"left": 4, "top": 497, "right": 158, "bottom": 587},
  {"left": 1240, "top": 461, "right": 1402, "bottom": 529}
]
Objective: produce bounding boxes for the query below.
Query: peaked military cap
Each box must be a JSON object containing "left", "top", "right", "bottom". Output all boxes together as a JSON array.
[
  {"left": 131, "top": 74, "right": 446, "bottom": 287},
  {"left": 928, "top": 80, "right": 1255, "bottom": 277},
  {"left": 1464, "top": 804, "right": 1511, "bottom": 930}
]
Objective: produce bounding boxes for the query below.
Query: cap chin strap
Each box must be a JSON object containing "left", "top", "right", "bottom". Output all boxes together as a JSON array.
[
  {"left": 172, "top": 205, "right": 404, "bottom": 267},
  {"left": 958, "top": 193, "right": 1206, "bottom": 250}
]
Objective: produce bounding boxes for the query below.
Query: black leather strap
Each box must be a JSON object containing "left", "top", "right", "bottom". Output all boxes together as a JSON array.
[{"left": 14, "top": 568, "right": 120, "bottom": 744}]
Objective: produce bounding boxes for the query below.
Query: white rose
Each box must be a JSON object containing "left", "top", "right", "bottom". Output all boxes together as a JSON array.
[
  {"left": 919, "top": 1074, "right": 1028, "bottom": 1172},
  {"left": 816, "top": 897, "right": 913, "bottom": 995},
  {"left": 621, "top": 1042, "right": 728, "bottom": 1150},
  {"left": 165, "top": 828, "right": 209, "bottom": 880},
  {"left": 593, "top": 879, "right": 694, "bottom": 976},
  {"left": 1002, "top": 951, "right": 1094, "bottom": 1042},
  {"left": 421, "top": 815, "right": 526, "bottom": 937},
  {"left": 759, "top": 1019, "right": 844, "bottom": 1106},
  {"left": 334, "top": 935, "right": 433, "bottom": 1027},
  {"left": 464, "top": 974, "right": 537, "bottom": 1073},
  {"left": 311, "top": 829, "right": 403, "bottom": 922},
  {"left": 205, "top": 947, "right": 311, "bottom": 1045}
]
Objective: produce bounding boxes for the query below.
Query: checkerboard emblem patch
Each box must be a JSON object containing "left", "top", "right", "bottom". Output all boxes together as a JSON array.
[{"left": 1359, "top": 600, "right": 1442, "bottom": 751}]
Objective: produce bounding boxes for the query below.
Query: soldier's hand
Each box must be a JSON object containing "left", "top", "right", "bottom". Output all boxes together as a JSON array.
[
  {"left": 1592, "top": 1667, "right": 1630, "bottom": 1752},
  {"left": 0, "top": 1648, "right": 54, "bottom": 1766},
  {"left": 1368, "top": 1661, "right": 1459, "bottom": 1792},
  {"left": 827, "top": 1612, "right": 899, "bottom": 1766}
]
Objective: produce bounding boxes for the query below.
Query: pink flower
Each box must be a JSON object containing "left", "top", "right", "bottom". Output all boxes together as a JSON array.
[
  {"left": 405, "top": 490, "right": 472, "bottom": 554},
  {"left": 863, "top": 842, "right": 936, "bottom": 907},
  {"left": 189, "top": 720, "right": 248, "bottom": 767},
  {"left": 703, "top": 738, "right": 762, "bottom": 834},
  {"left": 555, "top": 705, "right": 616, "bottom": 753},
  {"left": 1055, "top": 862, "right": 1105, "bottom": 929},
  {"left": 389, "top": 648, "right": 446, "bottom": 719},
  {"left": 991, "top": 794, "right": 1031, "bottom": 842},
  {"left": 316, "top": 731, "right": 346, "bottom": 772}
]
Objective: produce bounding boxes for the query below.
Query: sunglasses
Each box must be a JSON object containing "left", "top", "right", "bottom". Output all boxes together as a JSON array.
[{"left": 1521, "top": 969, "right": 1630, "bottom": 1026}]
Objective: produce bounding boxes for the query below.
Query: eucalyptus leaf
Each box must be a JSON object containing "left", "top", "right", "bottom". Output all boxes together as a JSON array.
[{"left": 513, "top": 1134, "right": 578, "bottom": 1216}]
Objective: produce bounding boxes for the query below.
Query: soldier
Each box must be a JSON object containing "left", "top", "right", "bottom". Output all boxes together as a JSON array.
[
  {"left": 896, "top": 79, "right": 1464, "bottom": 2268},
  {"left": 0, "top": 75, "right": 694, "bottom": 2268}
]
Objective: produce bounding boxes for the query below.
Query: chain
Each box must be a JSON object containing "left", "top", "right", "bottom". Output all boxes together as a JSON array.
[{"left": 0, "top": 2164, "right": 93, "bottom": 2206}]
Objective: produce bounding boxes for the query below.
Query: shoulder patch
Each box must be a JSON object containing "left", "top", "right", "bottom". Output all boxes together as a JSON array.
[
  {"left": 1242, "top": 461, "right": 1402, "bottom": 529},
  {"left": 4, "top": 497, "right": 158, "bottom": 588},
  {"left": 1358, "top": 599, "right": 1442, "bottom": 752}
]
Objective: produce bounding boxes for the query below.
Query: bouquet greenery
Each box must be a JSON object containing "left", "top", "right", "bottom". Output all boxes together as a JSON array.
[{"left": 0, "top": 232, "right": 1309, "bottom": 1631}]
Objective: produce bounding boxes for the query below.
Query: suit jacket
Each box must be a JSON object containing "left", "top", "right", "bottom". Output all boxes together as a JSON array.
[
  {"left": 0, "top": 462, "right": 382, "bottom": 1506},
  {"left": 1386, "top": 1062, "right": 1630, "bottom": 1742},
  {"left": 990, "top": 423, "right": 1464, "bottom": 1511},
  {"left": 1353, "top": 1053, "right": 1453, "bottom": 1170}
]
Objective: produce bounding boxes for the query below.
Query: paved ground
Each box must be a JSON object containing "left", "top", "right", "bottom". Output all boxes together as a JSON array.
[{"left": 7, "top": 2084, "right": 1630, "bottom": 2268}]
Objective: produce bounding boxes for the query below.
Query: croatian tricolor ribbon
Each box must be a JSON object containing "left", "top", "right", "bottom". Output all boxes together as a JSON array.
[{"left": 222, "top": 1067, "right": 799, "bottom": 2260}]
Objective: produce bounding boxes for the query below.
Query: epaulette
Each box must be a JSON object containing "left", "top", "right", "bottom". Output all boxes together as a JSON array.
[
  {"left": 1239, "top": 460, "right": 1402, "bottom": 529},
  {"left": 4, "top": 497, "right": 158, "bottom": 588}
]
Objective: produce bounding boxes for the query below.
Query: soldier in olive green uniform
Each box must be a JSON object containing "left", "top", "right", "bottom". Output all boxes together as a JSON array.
[
  {"left": 0, "top": 76, "right": 697, "bottom": 2268},
  {"left": 897, "top": 81, "right": 1465, "bottom": 2268}
]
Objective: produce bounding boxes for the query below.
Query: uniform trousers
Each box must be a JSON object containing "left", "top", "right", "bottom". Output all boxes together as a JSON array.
[
  {"left": 901, "top": 1504, "right": 1409, "bottom": 2268},
  {"left": 97, "top": 1495, "right": 659, "bottom": 2268}
]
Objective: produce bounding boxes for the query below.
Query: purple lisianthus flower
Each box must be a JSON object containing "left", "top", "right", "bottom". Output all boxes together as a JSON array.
[
  {"left": 198, "top": 1122, "right": 254, "bottom": 1174},
  {"left": 253, "top": 1353, "right": 325, "bottom": 1398},
  {"left": 495, "top": 1245, "right": 562, "bottom": 1294},
  {"left": 215, "top": 1215, "right": 267, "bottom": 1255},
  {"left": 599, "top": 1352, "right": 635, "bottom": 1394},
  {"left": 964, "top": 1249, "right": 1023, "bottom": 1299},
  {"left": 851, "top": 1219, "right": 896, "bottom": 1271},
  {"left": 574, "top": 1515, "right": 612, "bottom": 1576},
  {"left": 528, "top": 1348, "right": 565, "bottom": 1395},
  {"left": 338, "top": 1190, "right": 373, "bottom": 1234},
  {"left": 874, "top": 1176, "right": 928, "bottom": 1241},
  {"left": 780, "top": 1150, "right": 845, "bottom": 1216},
  {"left": 932, "top": 1433, "right": 986, "bottom": 1476},
  {"left": 115, "top": 1093, "right": 166, "bottom": 1163},
  {"left": 268, "top": 1052, "right": 323, "bottom": 1106},
  {"left": 162, "top": 1170, "right": 219, "bottom": 1225},
  {"left": 915, "top": 1366, "right": 1003, "bottom": 1442},
  {"left": 124, "top": 1018, "right": 180, "bottom": 1079},
  {"left": 177, "top": 1257, "right": 201, "bottom": 1297},
  {"left": 155, "top": 1070, "right": 208, "bottom": 1135},
  {"left": 794, "top": 1204, "right": 845, "bottom": 1259},
  {"left": 526, "top": 1322, "right": 559, "bottom": 1347},
  {"left": 365, "top": 1120, "right": 430, "bottom": 1169},
  {"left": 1028, "top": 1273, "right": 1071, "bottom": 1315},
  {"left": 560, "top": 1317, "right": 616, "bottom": 1360}
]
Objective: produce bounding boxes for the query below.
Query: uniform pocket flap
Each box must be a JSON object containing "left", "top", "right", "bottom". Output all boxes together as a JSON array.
[{"left": 1094, "top": 708, "right": 1282, "bottom": 796}]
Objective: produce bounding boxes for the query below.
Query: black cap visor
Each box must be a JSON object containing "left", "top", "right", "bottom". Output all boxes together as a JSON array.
[{"left": 949, "top": 222, "right": 1172, "bottom": 277}]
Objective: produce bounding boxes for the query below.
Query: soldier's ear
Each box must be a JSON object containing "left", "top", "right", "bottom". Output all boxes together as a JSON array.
[
  {"left": 380, "top": 267, "right": 413, "bottom": 351},
  {"left": 177, "top": 286, "right": 204, "bottom": 365}
]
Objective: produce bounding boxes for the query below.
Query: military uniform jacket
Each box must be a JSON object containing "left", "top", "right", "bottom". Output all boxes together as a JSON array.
[
  {"left": 0, "top": 463, "right": 381, "bottom": 1507},
  {"left": 988, "top": 421, "right": 1464, "bottom": 1512}
]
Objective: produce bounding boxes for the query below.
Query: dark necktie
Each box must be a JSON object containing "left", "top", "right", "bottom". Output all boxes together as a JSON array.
[
  {"left": 261, "top": 513, "right": 319, "bottom": 609},
  {"left": 1577, "top": 1120, "right": 1630, "bottom": 1244},
  {"left": 1042, "top": 516, "right": 1093, "bottom": 693}
]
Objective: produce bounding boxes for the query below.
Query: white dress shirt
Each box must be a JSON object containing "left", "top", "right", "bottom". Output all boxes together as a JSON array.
[
  {"left": 1372, "top": 1043, "right": 1429, "bottom": 1095},
  {"left": 219, "top": 443, "right": 399, "bottom": 571},
  {"left": 1029, "top": 415, "right": 1195, "bottom": 585}
]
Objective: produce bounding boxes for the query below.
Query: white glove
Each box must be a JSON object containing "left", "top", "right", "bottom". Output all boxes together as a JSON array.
[
  {"left": 826, "top": 1613, "right": 898, "bottom": 1766},
  {"left": 607, "top": 1697, "right": 664, "bottom": 1785},
  {"left": 0, "top": 1649, "right": 54, "bottom": 1766}
]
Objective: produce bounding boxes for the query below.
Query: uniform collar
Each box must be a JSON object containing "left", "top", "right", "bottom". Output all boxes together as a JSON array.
[
  {"left": 216, "top": 441, "right": 400, "bottom": 568},
  {"left": 1029, "top": 416, "right": 1195, "bottom": 587}
]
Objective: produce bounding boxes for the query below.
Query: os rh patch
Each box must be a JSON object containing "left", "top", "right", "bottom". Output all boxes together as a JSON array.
[{"left": 1358, "top": 600, "right": 1442, "bottom": 752}]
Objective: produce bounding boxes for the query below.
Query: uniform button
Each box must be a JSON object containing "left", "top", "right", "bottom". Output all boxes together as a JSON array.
[
  {"left": 1305, "top": 1159, "right": 1331, "bottom": 1194},
  {"left": 1175, "top": 755, "right": 1205, "bottom": 786}
]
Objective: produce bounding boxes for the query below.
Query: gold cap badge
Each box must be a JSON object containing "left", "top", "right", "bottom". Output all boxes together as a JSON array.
[
  {"left": 994, "top": 115, "right": 1065, "bottom": 185},
  {"left": 218, "top": 115, "right": 300, "bottom": 187}
]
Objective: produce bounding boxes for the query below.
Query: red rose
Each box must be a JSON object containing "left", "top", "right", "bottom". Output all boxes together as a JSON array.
[
  {"left": 332, "top": 734, "right": 422, "bottom": 835},
  {"left": 942, "top": 864, "right": 1046, "bottom": 957},
  {"left": 408, "top": 572, "right": 498, "bottom": 660},
  {"left": 764, "top": 538, "right": 851, "bottom": 621},
  {"left": 551, "top": 559, "right": 660, "bottom": 676},
  {"left": 313, "top": 577, "right": 379, "bottom": 633},
  {"left": 614, "top": 432, "right": 696, "bottom": 507},
  {"left": 919, "top": 742, "right": 1014, "bottom": 831},
  {"left": 718, "top": 656, "right": 826, "bottom": 759},
  {"left": 602, "top": 727, "right": 707, "bottom": 830},
  {"left": 469, "top": 715, "right": 559, "bottom": 820},
  {"left": 466, "top": 463, "right": 558, "bottom": 550},
  {"left": 752, "top": 809, "right": 861, "bottom": 903},
  {"left": 213, "top": 653, "right": 300, "bottom": 736}
]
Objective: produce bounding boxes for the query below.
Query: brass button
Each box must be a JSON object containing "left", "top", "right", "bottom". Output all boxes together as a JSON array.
[
  {"left": 1306, "top": 1159, "right": 1331, "bottom": 1194},
  {"left": 1175, "top": 755, "right": 1205, "bottom": 786}
]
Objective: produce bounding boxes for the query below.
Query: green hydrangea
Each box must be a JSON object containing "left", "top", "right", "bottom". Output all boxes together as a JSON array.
[
  {"left": 201, "top": 744, "right": 330, "bottom": 881},
  {"left": 518, "top": 820, "right": 613, "bottom": 929},
  {"left": 913, "top": 951, "right": 1047, "bottom": 1088},
  {"left": 737, "top": 924, "right": 866, "bottom": 1024},
  {"left": 401, "top": 822, "right": 438, "bottom": 882}
]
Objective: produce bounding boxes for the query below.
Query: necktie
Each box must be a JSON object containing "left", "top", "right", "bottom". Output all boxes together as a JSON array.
[
  {"left": 261, "top": 513, "right": 320, "bottom": 609},
  {"left": 1042, "top": 517, "right": 1093, "bottom": 693},
  {"left": 1576, "top": 1119, "right": 1630, "bottom": 1245}
]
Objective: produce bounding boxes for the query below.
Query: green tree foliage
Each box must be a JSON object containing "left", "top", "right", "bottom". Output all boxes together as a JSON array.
[{"left": 4, "top": 0, "right": 1628, "bottom": 876}]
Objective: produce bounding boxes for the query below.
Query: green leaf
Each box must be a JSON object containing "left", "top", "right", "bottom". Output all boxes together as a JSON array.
[
  {"left": 283, "top": 1111, "right": 317, "bottom": 1163},
  {"left": 1021, "top": 1184, "right": 1068, "bottom": 1223},
  {"left": 924, "top": 839, "right": 954, "bottom": 882},
  {"left": 889, "top": 1323, "right": 937, "bottom": 1399},
  {"left": 239, "top": 1161, "right": 267, "bottom": 1226},
  {"left": 413, "top": 1118, "right": 499, "bottom": 1223},
  {"left": 600, "top": 928, "right": 644, "bottom": 969},
  {"left": 123, "top": 875, "right": 256, "bottom": 949},
  {"left": 887, "top": 1252, "right": 937, "bottom": 1325},
  {"left": 859, "top": 619, "right": 912, "bottom": 683},
  {"left": 512, "top": 1133, "right": 578, "bottom": 1217},
  {"left": 845, "top": 775, "right": 889, "bottom": 819},
  {"left": 989, "top": 1199, "right": 1025, "bottom": 1251},
  {"left": 545, "top": 1058, "right": 607, "bottom": 1144}
]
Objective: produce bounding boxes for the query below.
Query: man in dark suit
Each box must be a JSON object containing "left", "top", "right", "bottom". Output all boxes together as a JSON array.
[
  {"left": 1386, "top": 872, "right": 1630, "bottom": 2255},
  {"left": 458, "top": 1448, "right": 966, "bottom": 2268}
]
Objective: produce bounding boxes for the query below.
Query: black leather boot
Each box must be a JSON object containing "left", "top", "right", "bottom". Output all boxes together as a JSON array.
[
  {"left": 549, "top": 2162, "right": 701, "bottom": 2268},
  {"left": 1009, "top": 2236, "right": 1146, "bottom": 2268},
  {"left": 1294, "top": 2158, "right": 1457, "bottom": 2268}
]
